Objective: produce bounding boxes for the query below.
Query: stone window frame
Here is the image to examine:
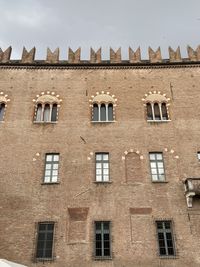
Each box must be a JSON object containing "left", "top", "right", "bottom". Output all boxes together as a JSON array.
[
  {"left": 154, "top": 219, "right": 177, "bottom": 259},
  {"left": 34, "top": 221, "right": 57, "bottom": 262},
  {"left": 42, "top": 153, "right": 60, "bottom": 184},
  {"left": 93, "top": 221, "right": 112, "bottom": 260},
  {"left": 149, "top": 152, "right": 166, "bottom": 182},
  {"left": 0, "top": 92, "right": 10, "bottom": 122},
  {"left": 142, "top": 91, "right": 171, "bottom": 122},
  {"left": 89, "top": 91, "right": 117, "bottom": 123},
  {"left": 32, "top": 91, "right": 62, "bottom": 123}
]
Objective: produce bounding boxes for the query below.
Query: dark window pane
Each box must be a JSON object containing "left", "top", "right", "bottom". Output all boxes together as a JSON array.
[
  {"left": 168, "top": 248, "right": 174, "bottom": 255},
  {"left": 96, "top": 249, "right": 102, "bottom": 256},
  {"left": 160, "top": 247, "right": 166, "bottom": 255},
  {"left": 47, "top": 224, "right": 54, "bottom": 231},
  {"left": 154, "top": 103, "right": 161, "bottom": 120},
  {"left": 36, "top": 249, "right": 44, "bottom": 258},
  {"left": 108, "top": 103, "right": 113, "bottom": 121},
  {"left": 161, "top": 103, "right": 168, "bottom": 120},
  {"left": 44, "top": 104, "right": 50, "bottom": 122},
  {"left": 93, "top": 103, "right": 99, "bottom": 121},
  {"left": 95, "top": 221, "right": 111, "bottom": 258},
  {"left": 104, "top": 249, "right": 110, "bottom": 256},
  {"left": 36, "top": 223, "right": 54, "bottom": 259},
  {"left": 51, "top": 104, "right": 57, "bottom": 122},
  {"left": 45, "top": 249, "right": 52, "bottom": 258},
  {"left": 157, "top": 222, "right": 163, "bottom": 229},
  {"left": 36, "top": 104, "right": 42, "bottom": 122},
  {"left": 146, "top": 103, "right": 153, "bottom": 120},
  {"left": 165, "top": 221, "right": 171, "bottom": 229},
  {"left": 100, "top": 104, "right": 106, "bottom": 121}
]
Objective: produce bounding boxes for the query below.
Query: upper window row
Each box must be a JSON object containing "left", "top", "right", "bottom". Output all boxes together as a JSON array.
[{"left": 0, "top": 91, "right": 170, "bottom": 123}]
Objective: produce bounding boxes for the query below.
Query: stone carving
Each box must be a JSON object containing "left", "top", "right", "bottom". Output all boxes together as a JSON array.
[{"left": 184, "top": 178, "right": 200, "bottom": 207}]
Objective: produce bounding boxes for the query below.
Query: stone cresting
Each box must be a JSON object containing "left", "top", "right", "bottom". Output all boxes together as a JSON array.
[{"left": 1, "top": 45, "right": 200, "bottom": 64}]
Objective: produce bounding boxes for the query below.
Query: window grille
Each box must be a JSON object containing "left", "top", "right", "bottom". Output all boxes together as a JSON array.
[{"left": 95, "top": 221, "right": 111, "bottom": 258}]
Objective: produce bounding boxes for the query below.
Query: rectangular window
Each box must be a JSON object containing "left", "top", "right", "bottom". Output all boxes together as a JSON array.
[
  {"left": 149, "top": 152, "right": 165, "bottom": 181},
  {"left": 197, "top": 152, "right": 200, "bottom": 160},
  {"left": 95, "top": 221, "right": 111, "bottom": 258},
  {"left": 36, "top": 222, "right": 54, "bottom": 259},
  {"left": 44, "top": 153, "right": 59, "bottom": 183},
  {"left": 95, "top": 153, "right": 109, "bottom": 182},
  {"left": 156, "top": 220, "right": 175, "bottom": 257}
]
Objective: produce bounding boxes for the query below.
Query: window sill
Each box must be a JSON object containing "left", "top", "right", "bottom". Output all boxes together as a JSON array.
[
  {"left": 152, "top": 181, "right": 168, "bottom": 183},
  {"left": 159, "top": 255, "right": 178, "bottom": 259},
  {"left": 94, "top": 256, "right": 112, "bottom": 261},
  {"left": 33, "top": 121, "right": 57, "bottom": 124},
  {"left": 91, "top": 121, "right": 116, "bottom": 123},
  {"left": 147, "top": 120, "right": 171, "bottom": 123},
  {"left": 35, "top": 257, "right": 54, "bottom": 262},
  {"left": 93, "top": 181, "right": 112, "bottom": 184},
  {"left": 41, "top": 182, "right": 60, "bottom": 185}
]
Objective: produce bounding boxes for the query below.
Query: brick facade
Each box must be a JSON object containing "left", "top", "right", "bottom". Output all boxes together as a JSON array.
[{"left": 1, "top": 48, "right": 200, "bottom": 266}]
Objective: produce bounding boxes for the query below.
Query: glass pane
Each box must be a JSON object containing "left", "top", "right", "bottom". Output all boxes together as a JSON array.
[
  {"left": 45, "top": 249, "right": 52, "bottom": 258},
  {"left": 151, "top": 169, "right": 157, "bottom": 174},
  {"left": 47, "top": 224, "right": 54, "bottom": 230},
  {"left": 104, "top": 169, "right": 109, "bottom": 175},
  {"left": 149, "top": 153, "right": 155, "bottom": 160},
  {"left": 165, "top": 222, "right": 171, "bottom": 229},
  {"left": 104, "top": 249, "right": 110, "bottom": 256},
  {"left": 161, "top": 103, "right": 168, "bottom": 120},
  {"left": 154, "top": 103, "right": 161, "bottom": 120},
  {"left": 45, "top": 170, "right": 51, "bottom": 176},
  {"left": 157, "top": 222, "right": 163, "bottom": 229},
  {"left": 103, "top": 175, "right": 109, "bottom": 181},
  {"left": 36, "top": 104, "right": 42, "bottom": 122},
  {"left": 96, "top": 169, "right": 102, "bottom": 174},
  {"left": 95, "top": 222, "right": 101, "bottom": 231},
  {"left": 96, "top": 163, "right": 101, "bottom": 168},
  {"left": 46, "top": 155, "right": 53, "bottom": 161},
  {"left": 53, "top": 155, "right": 59, "bottom": 161},
  {"left": 96, "top": 154, "right": 102, "bottom": 161},
  {"left": 103, "top": 154, "right": 109, "bottom": 160},
  {"left": 103, "top": 163, "right": 109, "bottom": 169},
  {"left": 53, "top": 164, "right": 58, "bottom": 170},
  {"left": 158, "top": 174, "right": 165, "bottom": 181},
  {"left": 93, "top": 104, "right": 99, "bottom": 121},
  {"left": 156, "top": 153, "right": 163, "bottom": 160},
  {"left": 108, "top": 103, "right": 113, "bottom": 121},
  {"left": 44, "top": 104, "right": 50, "bottom": 122},
  {"left": 51, "top": 104, "right": 57, "bottom": 122},
  {"left": 147, "top": 103, "right": 153, "bottom": 120},
  {"left": 44, "top": 176, "right": 50, "bottom": 183},
  {"left": 160, "top": 247, "right": 166, "bottom": 255},
  {"left": 152, "top": 174, "right": 158, "bottom": 181},
  {"left": 100, "top": 104, "right": 106, "bottom": 121},
  {"left": 51, "top": 176, "right": 58, "bottom": 182},
  {"left": 96, "top": 175, "right": 102, "bottom": 181},
  {"left": 158, "top": 168, "right": 164, "bottom": 174},
  {"left": 150, "top": 162, "right": 156, "bottom": 168},
  {"left": 52, "top": 170, "right": 58, "bottom": 176},
  {"left": 168, "top": 247, "right": 174, "bottom": 255},
  {"left": 0, "top": 103, "right": 5, "bottom": 121}
]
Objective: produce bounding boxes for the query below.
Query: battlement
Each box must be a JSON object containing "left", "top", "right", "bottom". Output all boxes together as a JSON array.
[{"left": 1, "top": 46, "right": 200, "bottom": 66}]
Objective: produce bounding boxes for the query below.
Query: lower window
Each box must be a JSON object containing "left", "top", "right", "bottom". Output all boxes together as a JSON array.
[
  {"left": 36, "top": 222, "right": 54, "bottom": 260},
  {"left": 156, "top": 220, "right": 176, "bottom": 257},
  {"left": 95, "top": 221, "right": 111, "bottom": 259}
]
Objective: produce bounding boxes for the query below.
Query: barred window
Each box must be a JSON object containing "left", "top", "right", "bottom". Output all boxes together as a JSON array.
[
  {"left": 36, "top": 222, "right": 54, "bottom": 259},
  {"left": 149, "top": 152, "right": 165, "bottom": 181},
  {"left": 95, "top": 221, "right": 111, "bottom": 258},
  {"left": 95, "top": 153, "right": 109, "bottom": 182},
  {"left": 156, "top": 220, "right": 175, "bottom": 257},
  {"left": 44, "top": 153, "right": 59, "bottom": 183}
]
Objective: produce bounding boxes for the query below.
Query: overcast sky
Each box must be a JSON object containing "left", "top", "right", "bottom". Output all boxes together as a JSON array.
[{"left": 0, "top": 0, "right": 200, "bottom": 60}]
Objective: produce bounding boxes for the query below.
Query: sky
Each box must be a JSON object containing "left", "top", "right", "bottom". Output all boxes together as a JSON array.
[{"left": 0, "top": 0, "right": 200, "bottom": 60}]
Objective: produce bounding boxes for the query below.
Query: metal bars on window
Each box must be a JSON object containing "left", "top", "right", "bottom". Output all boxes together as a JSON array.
[
  {"left": 36, "top": 222, "right": 54, "bottom": 259},
  {"left": 149, "top": 152, "right": 165, "bottom": 181},
  {"left": 95, "top": 153, "right": 109, "bottom": 182},
  {"left": 44, "top": 153, "right": 59, "bottom": 183},
  {"left": 95, "top": 221, "right": 111, "bottom": 258},
  {"left": 156, "top": 220, "right": 175, "bottom": 257}
]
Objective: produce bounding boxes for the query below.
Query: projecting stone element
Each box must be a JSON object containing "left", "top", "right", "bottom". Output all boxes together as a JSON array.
[
  {"left": 148, "top": 47, "right": 162, "bottom": 63},
  {"left": 110, "top": 48, "right": 121, "bottom": 63},
  {"left": 46, "top": 48, "right": 59, "bottom": 63},
  {"left": 90, "top": 48, "right": 101, "bottom": 63},
  {"left": 68, "top": 47, "right": 81, "bottom": 63},
  {"left": 169, "top": 46, "right": 182, "bottom": 62},
  {"left": 129, "top": 47, "right": 141, "bottom": 63},
  {"left": 187, "top": 45, "right": 200, "bottom": 61},
  {"left": 184, "top": 178, "right": 200, "bottom": 207},
  {"left": 68, "top": 207, "right": 89, "bottom": 221},
  {"left": 21, "top": 47, "right": 35, "bottom": 63},
  {"left": 0, "top": 46, "right": 12, "bottom": 63}
]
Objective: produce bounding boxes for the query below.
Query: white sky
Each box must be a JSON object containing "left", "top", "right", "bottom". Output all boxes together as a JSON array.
[{"left": 0, "top": 0, "right": 200, "bottom": 60}]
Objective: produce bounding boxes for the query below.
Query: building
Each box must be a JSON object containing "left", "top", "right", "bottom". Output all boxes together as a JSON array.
[{"left": 1, "top": 46, "right": 200, "bottom": 267}]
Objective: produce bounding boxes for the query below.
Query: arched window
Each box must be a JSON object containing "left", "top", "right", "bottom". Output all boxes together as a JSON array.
[
  {"left": 0, "top": 103, "right": 5, "bottom": 121},
  {"left": 34, "top": 93, "right": 61, "bottom": 123},
  {"left": 91, "top": 93, "right": 116, "bottom": 122},
  {"left": 143, "top": 92, "right": 170, "bottom": 122}
]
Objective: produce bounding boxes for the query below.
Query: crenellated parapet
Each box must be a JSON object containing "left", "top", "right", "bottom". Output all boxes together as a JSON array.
[{"left": 1, "top": 45, "right": 200, "bottom": 65}]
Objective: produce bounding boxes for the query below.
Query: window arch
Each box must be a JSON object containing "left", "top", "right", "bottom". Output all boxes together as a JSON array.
[
  {"left": 33, "top": 92, "right": 62, "bottom": 123},
  {"left": 142, "top": 91, "right": 170, "bottom": 122},
  {"left": 89, "top": 92, "right": 117, "bottom": 122}
]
